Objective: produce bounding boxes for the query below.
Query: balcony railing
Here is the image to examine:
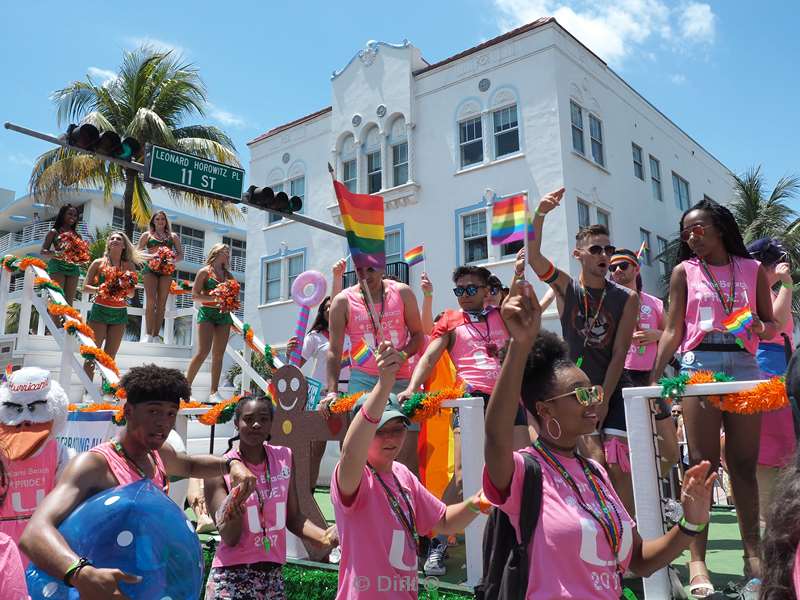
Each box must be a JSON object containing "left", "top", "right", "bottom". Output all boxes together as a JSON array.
[
  {"left": 342, "top": 261, "right": 410, "bottom": 288},
  {"left": 182, "top": 244, "right": 205, "bottom": 264},
  {"left": 230, "top": 254, "right": 246, "bottom": 273},
  {"left": 0, "top": 221, "right": 92, "bottom": 255}
]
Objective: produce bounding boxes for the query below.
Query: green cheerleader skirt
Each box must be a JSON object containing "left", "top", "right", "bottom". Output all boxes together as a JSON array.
[
  {"left": 197, "top": 306, "right": 233, "bottom": 326},
  {"left": 46, "top": 258, "right": 81, "bottom": 278},
  {"left": 87, "top": 303, "right": 128, "bottom": 325}
]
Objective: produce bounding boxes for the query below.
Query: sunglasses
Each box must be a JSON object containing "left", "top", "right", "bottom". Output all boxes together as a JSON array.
[
  {"left": 542, "top": 385, "right": 604, "bottom": 407},
  {"left": 680, "top": 224, "right": 707, "bottom": 242},
  {"left": 584, "top": 245, "right": 616, "bottom": 256},
  {"left": 453, "top": 285, "right": 485, "bottom": 297},
  {"left": 608, "top": 262, "right": 632, "bottom": 272},
  {"left": 489, "top": 286, "right": 501, "bottom": 295}
]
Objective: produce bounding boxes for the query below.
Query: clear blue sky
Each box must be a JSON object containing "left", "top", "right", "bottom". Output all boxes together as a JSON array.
[{"left": 1, "top": 0, "right": 797, "bottom": 209}]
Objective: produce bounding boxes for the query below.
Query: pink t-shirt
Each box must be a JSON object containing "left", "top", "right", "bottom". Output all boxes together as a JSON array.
[
  {"left": 482, "top": 449, "right": 636, "bottom": 600},
  {"left": 793, "top": 544, "right": 800, "bottom": 598},
  {"left": 89, "top": 441, "right": 167, "bottom": 488},
  {"left": 432, "top": 308, "right": 508, "bottom": 394},
  {"left": 624, "top": 292, "right": 663, "bottom": 372},
  {"left": 0, "top": 532, "right": 27, "bottom": 600},
  {"left": 212, "top": 444, "right": 292, "bottom": 567},
  {"left": 331, "top": 462, "right": 446, "bottom": 599},
  {"left": 344, "top": 280, "right": 413, "bottom": 379}
]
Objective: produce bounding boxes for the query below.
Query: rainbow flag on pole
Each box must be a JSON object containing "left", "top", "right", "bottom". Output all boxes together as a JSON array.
[
  {"left": 351, "top": 339, "right": 373, "bottom": 366},
  {"left": 722, "top": 306, "right": 754, "bottom": 336},
  {"left": 333, "top": 180, "right": 385, "bottom": 270},
  {"left": 636, "top": 240, "right": 649, "bottom": 263},
  {"left": 404, "top": 245, "right": 425, "bottom": 267},
  {"left": 490, "top": 193, "right": 531, "bottom": 245}
]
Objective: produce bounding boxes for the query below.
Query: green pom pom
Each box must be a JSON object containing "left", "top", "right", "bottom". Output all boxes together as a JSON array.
[
  {"left": 713, "top": 372, "right": 735, "bottom": 382},
  {"left": 217, "top": 402, "right": 237, "bottom": 424},
  {"left": 243, "top": 322, "right": 251, "bottom": 335},
  {"left": 658, "top": 373, "right": 689, "bottom": 399},
  {"left": 401, "top": 392, "right": 427, "bottom": 419},
  {"left": 262, "top": 344, "right": 276, "bottom": 369}
]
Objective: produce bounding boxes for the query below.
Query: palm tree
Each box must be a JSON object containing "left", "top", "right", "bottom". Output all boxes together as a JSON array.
[{"left": 29, "top": 47, "right": 242, "bottom": 238}]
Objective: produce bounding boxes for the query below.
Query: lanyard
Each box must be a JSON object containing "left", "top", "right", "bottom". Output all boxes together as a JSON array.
[
  {"left": 368, "top": 463, "right": 418, "bottom": 553},
  {"left": 359, "top": 283, "right": 386, "bottom": 343},
  {"left": 532, "top": 440, "right": 622, "bottom": 568},
  {"left": 463, "top": 310, "right": 499, "bottom": 358},
  {"left": 576, "top": 280, "right": 607, "bottom": 369},
  {"left": 239, "top": 450, "right": 274, "bottom": 554},
  {"left": 110, "top": 439, "right": 169, "bottom": 494},
  {"left": 699, "top": 258, "right": 736, "bottom": 315}
]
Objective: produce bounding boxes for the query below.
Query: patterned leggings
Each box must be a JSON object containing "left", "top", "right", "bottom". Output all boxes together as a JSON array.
[{"left": 206, "top": 563, "right": 286, "bottom": 600}]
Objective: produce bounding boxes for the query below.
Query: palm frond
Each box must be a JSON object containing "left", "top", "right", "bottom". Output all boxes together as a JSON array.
[
  {"left": 166, "top": 188, "right": 244, "bottom": 225},
  {"left": 52, "top": 81, "right": 100, "bottom": 126},
  {"left": 150, "top": 72, "right": 207, "bottom": 126},
  {"left": 173, "top": 125, "right": 236, "bottom": 152},
  {"left": 767, "top": 174, "right": 800, "bottom": 204},
  {"left": 175, "top": 137, "right": 239, "bottom": 165},
  {"left": 131, "top": 175, "right": 153, "bottom": 227},
  {"left": 129, "top": 107, "right": 176, "bottom": 147},
  {"left": 29, "top": 147, "right": 118, "bottom": 204}
]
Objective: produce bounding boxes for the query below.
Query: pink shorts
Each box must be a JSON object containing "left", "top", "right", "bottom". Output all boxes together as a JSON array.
[{"left": 604, "top": 437, "right": 631, "bottom": 474}]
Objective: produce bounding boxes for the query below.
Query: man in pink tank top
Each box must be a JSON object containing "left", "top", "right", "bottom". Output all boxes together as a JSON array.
[
  {"left": 325, "top": 267, "right": 424, "bottom": 472},
  {"left": 19, "top": 365, "right": 257, "bottom": 599}
]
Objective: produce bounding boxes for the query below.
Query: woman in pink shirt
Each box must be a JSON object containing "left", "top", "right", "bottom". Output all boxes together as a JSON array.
[
  {"left": 652, "top": 199, "right": 778, "bottom": 595},
  {"left": 485, "top": 280, "right": 716, "bottom": 600},
  {"left": 332, "top": 341, "right": 482, "bottom": 599},
  {"left": 0, "top": 459, "right": 28, "bottom": 600},
  {"left": 205, "top": 394, "right": 337, "bottom": 599}
]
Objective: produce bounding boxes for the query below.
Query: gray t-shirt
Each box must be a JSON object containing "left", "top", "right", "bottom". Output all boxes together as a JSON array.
[{"left": 560, "top": 279, "right": 631, "bottom": 386}]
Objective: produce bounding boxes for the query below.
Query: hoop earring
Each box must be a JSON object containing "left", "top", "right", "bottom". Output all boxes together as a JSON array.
[{"left": 546, "top": 418, "right": 562, "bottom": 441}]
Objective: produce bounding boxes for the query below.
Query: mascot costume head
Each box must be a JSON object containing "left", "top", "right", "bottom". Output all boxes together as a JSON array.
[{"left": 0, "top": 367, "right": 70, "bottom": 546}]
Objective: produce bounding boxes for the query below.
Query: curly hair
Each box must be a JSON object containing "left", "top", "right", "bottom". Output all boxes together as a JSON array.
[
  {"left": 226, "top": 393, "right": 275, "bottom": 453},
  {"left": 761, "top": 447, "right": 800, "bottom": 599},
  {"left": 519, "top": 330, "right": 576, "bottom": 416},
  {"left": 120, "top": 364, "right": 190, "bottom": 405},
  {"left": 677, "top": 198, "right": 750, "bottom": 262}
]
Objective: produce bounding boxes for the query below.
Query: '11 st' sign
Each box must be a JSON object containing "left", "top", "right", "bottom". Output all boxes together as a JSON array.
[{"left": 144, "top": 144, "right": 245, "bottom": 202}]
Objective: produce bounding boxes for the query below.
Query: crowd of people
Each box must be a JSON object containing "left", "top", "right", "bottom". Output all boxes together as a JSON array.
[{"left": 0, "top": 190, "right": 796, "bottom": 599}]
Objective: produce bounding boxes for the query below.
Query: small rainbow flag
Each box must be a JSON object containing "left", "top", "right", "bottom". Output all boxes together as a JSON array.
[
  {"left": 404, "top": 245, "right": 424, "bottom": 267},
  {"left": 340, "top": 349, "right": 351, "bottom": 369},
  {"left": 722, "top": 306, "right": 753, "bottom": 336},
  {"left": 351, "top": 339, "right": 373, "bottom": 366},
  {"left": 333, "top": 180, "right": 385, "bottom": 271},
  {"left": 636, "top": 240, "right": 649, "bottom": 263},
  {"left": 491, "top": 193, "right": 531, "bottom": 245}
]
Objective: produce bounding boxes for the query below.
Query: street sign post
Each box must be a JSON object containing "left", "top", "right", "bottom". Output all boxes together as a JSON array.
[{"left": 143, "top": 144, "right": 244, "bottom": 202}]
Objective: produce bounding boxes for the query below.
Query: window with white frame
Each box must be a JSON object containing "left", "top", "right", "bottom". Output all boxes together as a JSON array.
[
  {"left": 577, "top": 199, "right": 591, "bottom": 230},
  {"left": 343, "top": 159, "right": 357, "bottom": 193},
  {"left": 570, "top": 101, "right": 585, "bottom": 155},
  {"left": 290, "top": 176, "right": 305, "bottom": 210},
  {"left": 501, "top": 239, "right": 523, "bottom": 258},
  {"left": 589, "top": 114, "right": 604, "bottom": 166},
  {"left": 597, "top": 209, "right": 610, "bottom": 233},
  {"left": 657, "top": 236, "right": 669, "bottom": 277},
  {"left": 174, "top": 224, "right": 205, "bottom": 254},
  {"left": 493, "top": 104, "right": 519, "bottom": 158},
  {"left": 650, "top": 155, "right": 663, "bottom": 202},
  {"left": 462, "top": 211, "right": 488, "bottom": 263},
  {"left": 632, "top": 143, "right": 644, "bottom": 180},
  {"left": 386, "top": 230, "right": 402, "bottom": 264},
  {"left": 392, "top": 142, "right": 408, "bottom": 187},
  {"left": 639, "top": 228, "right": 652, "bottom": 266},
  {"left": 459, "top": 116, "right": 483, "bottom": 168},
  {"left": 263, "top": 252, "right": 305, "bottom": 304},
  {"left": 672, "top": 172, "right": 690, "bottom": 210},
  {"left": 367, "top": 150, "right": 381, "bottom": 194},
  {"left": 222, "top": 236, "right": 246, "bottom": 271},
  {"left": 267, "top": 182, "right": 284, "bottom": 224}
]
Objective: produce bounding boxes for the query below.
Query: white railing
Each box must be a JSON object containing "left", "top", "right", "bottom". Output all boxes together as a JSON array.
[
  {"left": 230, "top": 254, "right": 246, "bottom": 273},
  {"left": 0, "top": 221, "right": 93, "bottom": 253},
  {"left": 226, "top": 313, "right": 284, "bottom": 396},
  {"left": 181, "top": 243, "right": 205, "bottom": 264}
]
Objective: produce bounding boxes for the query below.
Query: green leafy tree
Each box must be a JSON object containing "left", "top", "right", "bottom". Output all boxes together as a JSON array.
[{"left": 29, "top": 47, "right": 242, "bottom": 238}]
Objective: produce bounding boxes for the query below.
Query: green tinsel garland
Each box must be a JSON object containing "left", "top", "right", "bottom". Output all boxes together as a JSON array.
[
  {"left": 1, "top": 255, "right": 18, "bottom": 272},
  {"left": 217, "top": 402, "right": 237, "bottom": 424},
  {"left": 36, "top": 279, "right": 65, "bottom": 296},
  {"left": 242, "top": 322, "right": 276, "bottom": 370},
  {"left": 658, "top": 371, "right": 735, "bottom": 399}
]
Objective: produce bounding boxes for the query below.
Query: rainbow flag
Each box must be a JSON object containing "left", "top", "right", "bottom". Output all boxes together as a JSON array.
[
  {"left": 404, "top": 245, "right": 424, "bottom": 267},
  {"left": 491, "top": 193, "right": 531, "bottom": 245},
  {"left": 333, "top": 180, "right": 385, "bottom": 270},
  {"left": 636, "top": 240, "right": 649, "bottom": 263},
  {"left": 722, "top": 306, "right": 753, "bottom": 336},
  {"left": 351, "top": 339, "right": 373, "bottom": 366},
  {"left": 340, "top": 349, "right": 351, "bottom": 370}
]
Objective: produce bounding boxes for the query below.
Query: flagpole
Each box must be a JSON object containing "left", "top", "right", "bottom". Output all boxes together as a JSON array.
[
  {"left": 522, "top": 190, "right": 530, "bottom": 280},
  {"left": 328, "top": 163, "right": 386, "bottom": 346}
]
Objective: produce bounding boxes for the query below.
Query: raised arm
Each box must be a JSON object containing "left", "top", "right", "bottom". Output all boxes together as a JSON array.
[
  {"left": 336, "top": 342, "right": 400, "bottom": 501},
  {"left": 771, "top": 263, "right": 794, "bottom": 332},
  {"left": 398, "top": 333, "right": 450, "bottom": 402},
  {"left": 484, "top": 279, "right": 541, "bottom": 493},
  {"left": 398, "top": 284, "right": 424, "bottom": 356},
  {"left": 331, "top": 258, "right": 346, "bottom": 298},
  {"left": 419, "top": 272, "right": 434, "bottom": 334},
  {"left": 527, "top": 188, "right": 571, "bottom": 298},
  {"left": 650, "top": 264, "right": 688, "bottom": 382}
]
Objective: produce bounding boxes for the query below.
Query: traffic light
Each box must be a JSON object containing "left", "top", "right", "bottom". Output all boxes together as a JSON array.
[
  {"left": 64, "top": 124, "right": 141, "bottom": 161},
  {"left": 245, "top": 185, "right": 303, "bottom": 213}
]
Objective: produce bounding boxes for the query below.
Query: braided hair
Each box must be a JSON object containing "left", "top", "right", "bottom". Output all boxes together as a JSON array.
[
  {"left": 677, "top": 198, "right": 750, "bottom": 262},
  {"left": 226, "top": 393, "right": 275, "bottom": 453}
]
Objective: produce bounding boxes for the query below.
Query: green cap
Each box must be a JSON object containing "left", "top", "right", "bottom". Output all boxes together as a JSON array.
[{"left": 354, "top": 393, "right": 411, "bottom": 430}]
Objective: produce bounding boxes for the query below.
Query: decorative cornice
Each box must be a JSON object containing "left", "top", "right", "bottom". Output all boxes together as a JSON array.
[{"left": 331, "top": 39, "right": 411, "bottom": 80}]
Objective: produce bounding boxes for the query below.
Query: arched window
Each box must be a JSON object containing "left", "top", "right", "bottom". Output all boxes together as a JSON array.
[
  {"left": 339, "top": 134, "right": 357, "bottom": 193},
  {"left": 388, "top": 116, "right": 408, "bottom": 187},
  {"left": 363, "top": 125, "right": 382, "bottom": 194}
]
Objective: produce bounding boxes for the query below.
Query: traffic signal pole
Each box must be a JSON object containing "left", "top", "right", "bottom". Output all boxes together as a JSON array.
[{"left": 4, "top": 121, "right": 346, "bottom": 238}]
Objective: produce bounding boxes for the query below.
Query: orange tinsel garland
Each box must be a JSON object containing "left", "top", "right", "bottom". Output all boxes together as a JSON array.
[
  {"left": 48, "top": 302, "right": 82, "bottom": 321},
  {"left": 19, "top": 256, "right": 47, "bottom": 271},
  {"left": 79, "top": 345, "right": 121, "bottom": 376},
  {"left": 705, "top": 377, "right": 788, "bottom": 415},
  {"left": 64, "top": 318, "right": 96, "bottom": 342},
  {"left": 329, "top": 392, "right": 367, "bottom": 415},
  {"left": 198, "top": 395, "right": 242, "bottom": 425}
]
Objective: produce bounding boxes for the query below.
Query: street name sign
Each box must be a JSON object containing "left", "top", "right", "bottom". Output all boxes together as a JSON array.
[{"left": 144, "top": 144, "right": 244, "bottom": 202}]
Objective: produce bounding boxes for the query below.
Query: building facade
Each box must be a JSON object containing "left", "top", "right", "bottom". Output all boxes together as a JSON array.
[{"left": 245, "top": 17, "right": 734, "bottom": 348}]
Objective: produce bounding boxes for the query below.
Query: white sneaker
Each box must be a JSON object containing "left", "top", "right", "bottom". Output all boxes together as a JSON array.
[
  {"left": 140, "top": 335, "right": 150, "bottom": 343},
  {"left": 208, "top": 391, "right": 223, "bottom": 404}
]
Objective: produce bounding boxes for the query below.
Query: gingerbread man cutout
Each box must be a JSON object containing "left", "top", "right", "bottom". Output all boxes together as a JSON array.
[{"left": 270, "top": 364, "right": 350, "bottom": 561}]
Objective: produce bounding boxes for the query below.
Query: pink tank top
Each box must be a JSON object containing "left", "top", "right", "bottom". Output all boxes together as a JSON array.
[
  {"left": 680, "top": 256, "right": 761, "bottom": 355},
  {"left": 434, "top": 308, "right": 508, "bottom": 394},
  {"left": 90, "top": 441, "right": 167, "bottom": 489},
  {"left": 625, "top": 292, "right": 664, "bottom": 371},
  {"left": 0, "top": 438, "right": 57, "bottom": 547},
  {"left": 344, "top": 280, "right": 413, "bottom": 379},
  {"left": 212, "top": 444, "right": 292, "bottom": 568}
]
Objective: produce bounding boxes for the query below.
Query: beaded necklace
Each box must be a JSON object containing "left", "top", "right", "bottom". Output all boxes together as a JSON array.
[{"left": 367, "top": 463, "right": 418, "bottom": 553}]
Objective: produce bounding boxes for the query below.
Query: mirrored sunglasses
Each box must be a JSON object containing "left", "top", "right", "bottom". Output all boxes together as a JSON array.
[
  {"left": 453, "top": 285, "right": 485, "bottom": 297},
  {"left": 585, "top": 245, "right": 616, "bottom": 256},
  {"left": 542, "top": 385, "right": 604, "bottom": 407},
  {"left": 680, "top": 224, "right": 707, "bottom": 242}
]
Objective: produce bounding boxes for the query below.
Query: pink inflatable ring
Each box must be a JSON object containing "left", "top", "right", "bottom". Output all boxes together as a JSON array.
[{"left": 290, "top": 270, "right": 327, "bottom": 307}]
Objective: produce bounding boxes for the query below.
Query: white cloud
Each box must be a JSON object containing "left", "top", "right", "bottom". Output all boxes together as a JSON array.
[
  {"left": 207, "top": 102, "right": 246, "bottom": 128},
  {"left": 87, "top": 67, "right": 117, "bottom": 86},
  {"left": 8, "top": 153, "right": 33, "bottom": 167},
  {"left": 491, "top": 0, "right": 716, "bottom": 66},
  {"left": 670, "top": 73, "right": 687, "bottom": 84},
  {"left": 679, "top": 2, "right": 716, "bottom": 42},
  {"left": 125, "top": 36, "right": 184, "bottom": 55}
]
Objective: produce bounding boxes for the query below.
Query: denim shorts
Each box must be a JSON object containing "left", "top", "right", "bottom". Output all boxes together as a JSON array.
[
  {"left": 348, "top": 369, "right": 418, "bottom": 431},
  {"left": 680, "top": 332, "right": 762, "bottom": 380}
]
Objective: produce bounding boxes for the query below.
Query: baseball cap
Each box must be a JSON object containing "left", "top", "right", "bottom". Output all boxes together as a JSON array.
[
  {"left": 354, "top": 393, "right": 411, "bottom": 430},
  {"left": 747, "top": 238, "right": 788, "bottom": 266}
]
